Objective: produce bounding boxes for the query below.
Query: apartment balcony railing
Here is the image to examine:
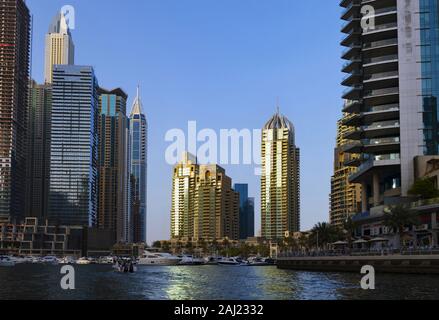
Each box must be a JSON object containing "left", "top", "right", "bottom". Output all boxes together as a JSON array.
[
  {"left": 343, "top": 85, "right": 363, "bottom": 100},
  {"left": 364, "top": 136, "right": 400, "bottom": 146},
  {"left": 364, "top": 87, "right": 399, "bottom": 98},
  {"left": 366, "top": 103, "right": 399, "bottom": 113},
  {"left": 363, "top": 54, "right": 398, "bottom": 65},
  {"left": 364, "top": 22, "right": 398, "bottom": 35},
  {"left": 363, "top": 38, "right": 398, "bottom": 50},
  {"left": 365, "top": 120, "right": 399, "bottom": 130}
]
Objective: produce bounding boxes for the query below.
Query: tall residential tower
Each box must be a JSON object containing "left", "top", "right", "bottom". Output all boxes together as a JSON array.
[
  {"left": 44, "top": 12, "right": 75, "bottom": 84},
  {"left": 0, "top": 0, "right": 31, "bottom": 222},
  {"left": 340, "top": 0, "right": 439, "bottom": 213},
  {"left": 98, "top": 88, "right": 129, "bottom": 244},
  {"left": 261, "top": 111, "right": 300, "bottom": 240},
  {"left": 48, "top": 65, "right": 99, "bottom": 227},
  {"left": 129, "top": 88, "right": 148, "bottom": 243}
]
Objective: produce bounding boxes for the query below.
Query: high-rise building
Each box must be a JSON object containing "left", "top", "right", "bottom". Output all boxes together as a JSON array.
[
  {"left": 129, "top": 88, "right": 147, "bottom": 243},
  {"left": 330, "top": 116, "right": 362, "bottom": 227},
  {"left": 340, "top": 0, "right": 439, "bottom": 213},
  {"left": 261, "top": 110, "right": 300, "bottom": 240},
  {"left": 25, "top": 81, "right": 52, "bottom": 219},
  {"left": 234, "top": 184, "right": 255, "bottom": 239},
  {"left": 97, "top": 88, "right": 129, "bottom": 244},
  {"left": 171, "top": 153, "right": 240, "bottom": 241},
  {"left": 48, "top": 65, "right": 99, "bottom": 227},
  {"left": 0, "top": 0, "right": 31, "bottom": 222},
  {"left": 44, "top": 12, "right": 74, "bottom": 84}
]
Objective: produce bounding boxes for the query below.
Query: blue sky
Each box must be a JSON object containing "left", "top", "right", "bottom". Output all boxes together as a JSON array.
[{"left": 28, "top": 0, "right": 344, "bottom": 244}]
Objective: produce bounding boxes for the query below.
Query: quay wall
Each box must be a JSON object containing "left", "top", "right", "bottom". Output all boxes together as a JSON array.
[{"left": 276, "top": 255, "right": 439, "bottom": 274}]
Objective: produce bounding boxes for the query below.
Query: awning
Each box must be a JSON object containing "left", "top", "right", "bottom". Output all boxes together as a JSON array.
[
  {"left": 332, "top": 241, "right": 348, "bottom": 246},
  {"left": 353, "top": 239, "right": 368, "bottom": 244}
]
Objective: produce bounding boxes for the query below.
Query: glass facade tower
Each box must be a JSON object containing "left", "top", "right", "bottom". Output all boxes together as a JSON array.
[
  {"left": 129, "top": 88, "right": 147, "bottom": 243},
  {"left": 48, "top": 65, "right": 99, "bottom": 227},
  {"left": 234, "top": 184, "right": 255, "bottom": 239}
]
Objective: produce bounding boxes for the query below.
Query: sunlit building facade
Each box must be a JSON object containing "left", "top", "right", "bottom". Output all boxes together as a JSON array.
[
  {"left": 330, "top": 116, "right": 362, "bottom": 228},
  {"left": 44, "top": 12, "right": 74, "bottom": 84},
  {"left": 0, "top": 0, "right": 31, "bottom": 222},
  {"left": 48, "top": 65, "right": 99, "bottom": 227},
  {"left": 261, "top": 111, "right": 300, "bottom": 240},
  {"left": 171, "top": 153, "right": 240, "bottom": 241}
]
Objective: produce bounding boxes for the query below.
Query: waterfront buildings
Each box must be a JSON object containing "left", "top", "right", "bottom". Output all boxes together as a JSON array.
[
  {"left": 261, "top": 111, "right": 300, "bottom": 240},
  {"left": 330, "top": 116, "right": 362, "bottom": 227},
  {"left": 171, "top": 153, "right": 240, "bottom": 241},
  {"left": 0, "top": 217, "right": 85, "bottom": 257},
  {"left": 25, "top": 81, "right": 52, "bottom": 219},
  {"left": 97, "top": 88, "right": 129, "bottom": 244},
  {"left": 340, "top": 0, "right": 439, "bottom": 214},
  {"left": 48, "top": 65, "right": 99, "bottom": 227},
  {"left": 44, "top": 12, "right": 75, "bottom": 84},
  {"left": 129, "top": 88, "right": 148, "bottom": 243},
  {"left": 234, "top": 184, "right": 255, "bottom": 239},
  {"left": 0, "top": 0, "right": 31, "bottom": 222}
]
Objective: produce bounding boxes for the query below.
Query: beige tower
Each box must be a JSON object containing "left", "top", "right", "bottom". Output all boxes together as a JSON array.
[
  {"left": 170, "top": 153, "right": 239, "bottom": 241},
  {"left": 261, "top": 110, "right": 300, "bottom": 240},
  {"left": 44, "top": 12, "right": 74, "bottom": 84},
  {"left": 330, "top": 115, "right": 362, "bottom": 227}
]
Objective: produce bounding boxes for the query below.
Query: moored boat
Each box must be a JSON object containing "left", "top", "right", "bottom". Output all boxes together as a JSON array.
[
  {"left": 0, "top": 256, "right": 15, "bottom": 267},
  {"left": 137, "top": 251, "right": 181, "bottom": 266},
  {"left": 217, "top": 257, "right": 241, "bottom": 266}
]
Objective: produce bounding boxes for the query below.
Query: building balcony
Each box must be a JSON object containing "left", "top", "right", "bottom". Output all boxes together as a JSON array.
[
  {"left": 363, "top": 54, "right": 398, "bottom": 72},
  {"left": 364, "top": 87, "right": 399, "bottom": 105},
  {"left": 342, "top": 70, "right": 363, "bottom": 86},
  {"left": 363, "top": 24, "right": 398, "bottom": 44},
  {"left": 363, "top": 103, "right": 399, "bottom": 123},
  {"left": 343, "top": 85, "right": 363, "bottom": 100},
  {"left": 341, "top": 0, "right": 361, "bottom": 21},
  {"left": 343, "top": 100, "right": 363, "bottom": 114},
  {"left": 342, "top": 141, "right": 363, "bottom": 154},
  {"left": 349, "top": 156, "right": 401, "bottom": 183},
  {"left": 341, "top": 30, "right": 362, "bottom": 47},
  {"left": 342, "top": 43, "right": 362, "bottom": 60},
  {"left": 342, "top": 113, "right": 362, "bottom": 126},
  {"left": 363, "top": 120, "right": 400, "bottom": 138},
  {"left": 342, "top": 57, "right": 362, "bottom": 73},
  {"left": 342, "top": 18, "right": 361, "bottom": 34},
  {"left": 364, "top": 70, "right": 398, "bottom": 85},
  {"left": 363, "top": 136, "right": 400, "bottom": 153}
]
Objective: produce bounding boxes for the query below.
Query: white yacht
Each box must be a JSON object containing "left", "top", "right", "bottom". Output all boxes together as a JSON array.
[
  {"left": 59, "top": 256, "right": 76, "bottom": 264},
  {"left": 41, "top": 256, "right": 59, "bottom": 265},
  {"left": 217, "top": 257, "right": 241, "bottom": 266},
  {"left": 0, "top": 256, "right": 15, "bottom": 267},
  {"left": 76, "top": 257, "right": 91, "bottom": 265},
  {"left": 137, "top": 251, "right": 181, "bottom": 266},
  {"left": 178, "top": 255, "right": 205, "bottom": 265}
]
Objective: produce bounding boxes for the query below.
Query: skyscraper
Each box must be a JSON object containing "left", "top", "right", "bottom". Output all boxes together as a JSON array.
[
  {"left": 98, "top": 88, "right": 129, "bottom": 244},
  {"left": 25, "top": 81, "right": 52, "bottom": 219},
  {"left": 44, "top": 12, "right": 75, "bottom": 84},
  {"left": 171, "top": 153, "right": 240, "bottom": 241},
  {"left": 261, "top": 110, "right": 300, "bottom": 240},
  {"left": 0, "top": 0, "right": 31, "bottom": 222},
  {"left": 129, "top": 88, "right": 147, "bottom": 243},
  {"left": 340, "top": 0, "right": 439, "bottom": 213},
  {"left": 330, "top": 116, "right": 362, "bottom": 228},
  {"left": 234, "top": 184, "right": 255, "bottom": 239},
  {"left": 48, "top": 65, "right": 99, "bottom": 227}
]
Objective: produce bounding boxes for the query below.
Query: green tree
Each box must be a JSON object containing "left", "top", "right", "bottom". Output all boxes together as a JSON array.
[
  {"left": 152, "top": 241, "right": 162, "bottom": 248},
  {"left": 343, "top": 216, "right": 359, "bottom": 250},
  {"left": 383, "top": 205, "right": 420, "bottom": 249},
  {"left": 408, "top": 177, "right": 439, "bottom": 200},
  {"left": 310, "top": 222, "right": 343, "bottom": 249}
]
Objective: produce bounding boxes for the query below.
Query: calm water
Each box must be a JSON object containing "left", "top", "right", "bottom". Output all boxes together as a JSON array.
[{"left": 0, "top": 264, "right": 438, "bottom": 300}]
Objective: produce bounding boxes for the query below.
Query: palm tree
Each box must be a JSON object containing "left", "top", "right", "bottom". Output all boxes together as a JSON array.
[
  {"left": 343, "top": 216, "right": 358, "bottom": 251},
  {"left": 311, "top": 222, "right": 342, "bottom": 250},
  {"left": 383, "top": 205, "right": 420, "bottom": 249}
]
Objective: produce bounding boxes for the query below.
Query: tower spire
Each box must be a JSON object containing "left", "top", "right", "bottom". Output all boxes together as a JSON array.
[{"left": 276, "top": 97, "right": 280, "bottom": 115}]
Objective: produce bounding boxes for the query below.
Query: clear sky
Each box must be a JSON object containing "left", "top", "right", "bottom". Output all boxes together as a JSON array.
[{"left": 28, "top": 0, "right": 344, "bottom": 244}]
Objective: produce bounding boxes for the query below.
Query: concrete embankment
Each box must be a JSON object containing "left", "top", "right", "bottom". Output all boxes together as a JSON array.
[{"left": 277, "top": 255, "right": 439, "bottom": 274}]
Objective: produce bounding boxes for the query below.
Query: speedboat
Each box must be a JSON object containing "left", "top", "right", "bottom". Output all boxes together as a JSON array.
[
  {"left": 98, "top": 256, "right": 115, "bottom": 265},
  {"left": 114, "top": 260, "right": 137, "bottom": 273},
  {"left": 137, "top": 251, "right": 181, "bottom": 266},
  {"left": 41, "top": 256, "right": 59, "bottom": 265},
  {"left": 0, "top": 256, "right": 15, "bottom": 267},
  {"left": 178, "top": 255, "right": 205, "bottom": 265},
  {"left": 76, "top": 257, "right": 91, "bottom": 265},
  {"left": 217, "top": 257, "right": 240, "bottom": 266},
  {"left": 244, "top": 256, "right": 272, "bottom": 266},
  {"left": 204, "top": 256, "right": 224, "bottom": 265}
]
